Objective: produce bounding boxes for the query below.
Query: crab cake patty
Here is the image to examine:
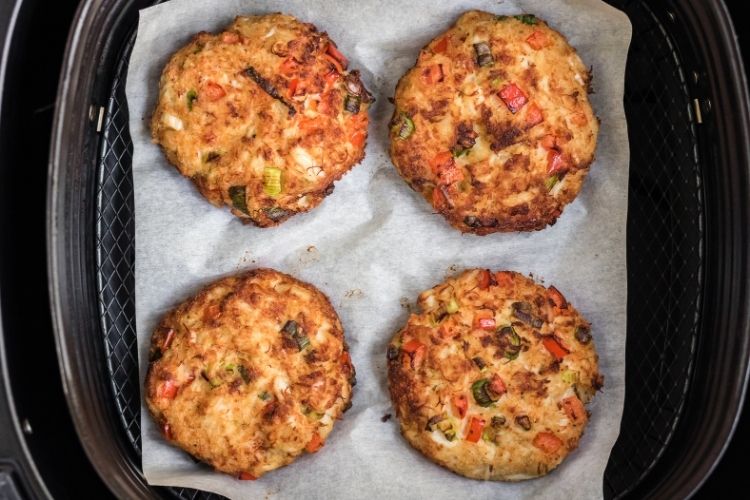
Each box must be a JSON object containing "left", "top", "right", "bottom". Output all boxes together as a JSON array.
[
  {"left": 151, "top": 14, "right": 371, "bottom": 227},
  {"left": 387, "top": 269, "right": 602, "bottom": 480},
  {"left": 389, "top": 11, "right": 598, "bottom": 234},
  {"left": 145, "top": 269, "right": 355, "bottom": 479}
]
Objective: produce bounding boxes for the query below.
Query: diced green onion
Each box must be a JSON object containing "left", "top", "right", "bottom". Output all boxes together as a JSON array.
[
  {"left": 303, "top": 405, "right": 325, "bottom": 420},
  {"left": 186, "top": 89, "right": 198, "bottom": 110},
  {"left": 224, "top": 363, "right": 236, "bottom": 372},
  {"left": 228, "top": 185, "right": 248, "bottom": 214},
  {"left": 491, "top": 415, "right": 506, "bottom": 427},
  {"left": 425, "top": 414, "right": 446, "bottom": 431},
  {"left": 295, "top": 335, "right": 311, "bottom": 351},
  {"left": 238, "top": 365, "right": 251, "bottom": 383},
  {"left": 258, "top": 391, "right": 271, "bottom": 400},
  {"left": 482, "top": 427, "right": 495, "bottom": 442},
  {"left": 446, "top": 297, "right": 460, "bottom": 314},
  {"left": 451, "top": 146, "right": 470, "bottom": 158},
  {"left": 201, "top": 369, "right": 222, "bottom": 387},
  {"left": 562, "top": 370, "right": 578, "bottom": 385},
  {"left": 473, "top": 42, "right": 494, "bottom": 67},
  {"left": 281, "top": 320, "right": 310, "bottom": 351},
  {"left": 499, "top": 325, "right": 522, "bottom": 360},
  {"left": 490, "top": 78, "right": 502, "bottom": 87},
  {"left": 344, "top": 94, "right": 361, "bottom": 114},
  {"left": 394, "top": 112, "right": 415, "bottom": 140},
  {"left": 545, "top": 175, "right": 559, "bottom": 191},
  {"left": 203, "top": 151, "right": 221, "bottom": 163},
  {"left": 472, "top": 356, "right": 486, "bottom": 369},
  {"left": 263, "top": 167, "right": 282, "bottom": 197},
  {"left": 514, "top": 14, "right": 537, "bottom": 25},
  {"left": 471, "top": 378, "right": 496, "bottom": 407},
  {"left": 435, "top": 418, "right": 455, "bottom": 441}
]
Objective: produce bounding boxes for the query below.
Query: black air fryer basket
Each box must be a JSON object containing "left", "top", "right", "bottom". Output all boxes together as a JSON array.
[{"left": 47, "top": 0, "right": 750, "bottom": 498}]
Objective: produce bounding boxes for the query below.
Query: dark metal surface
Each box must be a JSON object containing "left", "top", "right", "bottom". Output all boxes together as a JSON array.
[{"left": 48, "top": 0, "right": 750, "bottom": 499}]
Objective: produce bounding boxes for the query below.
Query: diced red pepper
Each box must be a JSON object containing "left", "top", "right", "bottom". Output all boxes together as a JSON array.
[
  {"left": 433, "top": 36, "right": 449, "bottom": 54},
  {"left": 341, "top": 351, "right": 353, "bottom": 374},
  {"left": 465, "top": 416, "right": 485, "bottom": 443},
  {"left": 489, "top": 375, "right": 506, "bottom": 396},
  {"left": 402, "top": 340, "right": 426, "bottom": 370},
  {"left": 349, "top": 129, "right": 366, "bottom": 148},
  {"left": 238, "top": 471, "right": 257, "bottom": 480},
  {"left": 525, "top": 30, "right": 548, "bottom": 50},
  {"left": 160, "top": 380, "right": 178, "bottom": 399},
  {"left": 547, "top": 286, "right": 568, "bottom": 309},
  {"left": 430, "top": 151, "right": 454, "bottom": 172},
  {"left": 525, "top": 103, "right": 544, "bottom": 128},
  {"left": 430, "top": 152, "right": 464, "bottom": 185},
  {"left": 561, "top": 396, "right": 587, "bottom": 423},
  {"left": 432, "top": 186, "right": 449, "bottom": 211},
  {"left": 326, "top": 43, "right": 349, "bottom": 71},
  {"left": 541, "top": 134, "right": 558, "bottom": 150},
  {"left": 305, "top": 432, "right": 324, "bottom": 453},
  {"left": 452, "top": 393, "right": 468, "bottom": 418},
  {"left": 288, "top": 78, "right": 300, "bottom": 98},
  {"left": 279, "top": 57, "right": 298, "bottom": 76},
  {"left": 162, "top": 328, "right": 175, "bottom": 350},
  {"left": 203, "top": 82, "right": 226, "bottom": 101},
  {"left": 477, "top": 269, "right": 491, "bottom": 290},
  {"left": 221, "top": 32, "right": 240, "bottom": 44},
  {"left": 533, "top": 432, "right": 563, "bottom": 453},
  {"left": 547, "top": 149, "right": 568, "bottom": 174},
  {"left": 495, "top": 271, "right": 514, "bottom": 287},
  {"left": 499, "top": 83, "right": 528, "bottom": 113},
  {"left": 542, "top": 336, "right": 569, "bottom": 361},
  {"left": 474, "top": 316, "right": 496, "bottom": 331},
  {"left": 421, "top": 64, "right": 444, "bottom": 84}
]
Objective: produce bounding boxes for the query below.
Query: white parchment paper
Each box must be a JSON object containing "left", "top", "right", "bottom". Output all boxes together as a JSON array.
[{"left": 126, "top": 0, "right": 631, "bottom": 497}]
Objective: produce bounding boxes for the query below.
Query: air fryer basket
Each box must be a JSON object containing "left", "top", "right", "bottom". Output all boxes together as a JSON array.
[{"left": 47, "top": 0, "right": 750, "bottom": 499}]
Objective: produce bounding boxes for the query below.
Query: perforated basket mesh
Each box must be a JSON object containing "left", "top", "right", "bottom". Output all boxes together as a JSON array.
[{"left": 94, "top": 2, "right": 703, "bottom": 498}]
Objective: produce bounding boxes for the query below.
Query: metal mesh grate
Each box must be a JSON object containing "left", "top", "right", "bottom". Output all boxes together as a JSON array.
[
  {"left": 93, "top": 2, "right": 704, "bottom": 499},
  {"left": 603, "top": 2, "right": 703, "bottom": 497},
  {"left": 95, "top": 30, "right": 224, "bottom": 500}
]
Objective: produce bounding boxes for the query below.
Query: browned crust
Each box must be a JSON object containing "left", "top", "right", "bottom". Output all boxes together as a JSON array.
[
  {"left": 151, "top": 14, "right": 371, "bottom": 227},
  {"left": 389, "top": 11, "right": 598, "bottom": 234},
  {"left": 145, "top": 268, "right": 355, "bottom": 478},
  {"left": 387, "top": 269, "right": 601, "bottom": 480}
]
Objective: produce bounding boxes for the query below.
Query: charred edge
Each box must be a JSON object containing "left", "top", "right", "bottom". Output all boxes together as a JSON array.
[{"left": 244, "top": 66, "right": 297, "bottom": 116}]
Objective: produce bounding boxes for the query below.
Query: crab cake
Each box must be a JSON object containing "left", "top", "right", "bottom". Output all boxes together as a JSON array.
[
  {"left": 144, "top": 269, "right": 355, "bottom": 479},
  {"left": 387, "top": 269, "right": 602, "bottom": 480},
  {"left": 389, "top": 11, "right": 598, "bottom": 234},
  {"left": 151, "top": 14, "right": 371, "bottom": 227}
]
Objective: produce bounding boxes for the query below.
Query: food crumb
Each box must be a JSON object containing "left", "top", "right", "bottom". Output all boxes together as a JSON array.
[
  {"left": 344, "top": 288, "right": 363, "bottom": 299},
  {"left": 399, "top": 297, "right": 413, "bottom": 311},
  {"left": 381, "top": 413, "right": 392, "bottom": 422},
  {"left": 297, "top": 245, "right": 319, "bottom": 266}
]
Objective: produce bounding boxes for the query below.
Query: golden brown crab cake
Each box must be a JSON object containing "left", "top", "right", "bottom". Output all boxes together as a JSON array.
[
  {"left": 389, "top": 11, "right": 598, "bottom": 234},
  {"left": 144, "top": 269, "right": 355, "bottom": 479},
  {"left": 151, "top": 14, "right": 371, "bottom": 227},
  {"left": 387, "top": 269, "right": 602, "bottom": 480}
]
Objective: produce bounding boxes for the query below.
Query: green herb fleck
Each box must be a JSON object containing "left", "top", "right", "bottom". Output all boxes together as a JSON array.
[
  {"left": 514, "top": 14, "right": 537, "bottom": 25},
  {"left": 186, "top": 89, "right": 198, "bottom": 110},
  {"left": 228, "top": 185, "right": 248, "bottom": 214}
]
